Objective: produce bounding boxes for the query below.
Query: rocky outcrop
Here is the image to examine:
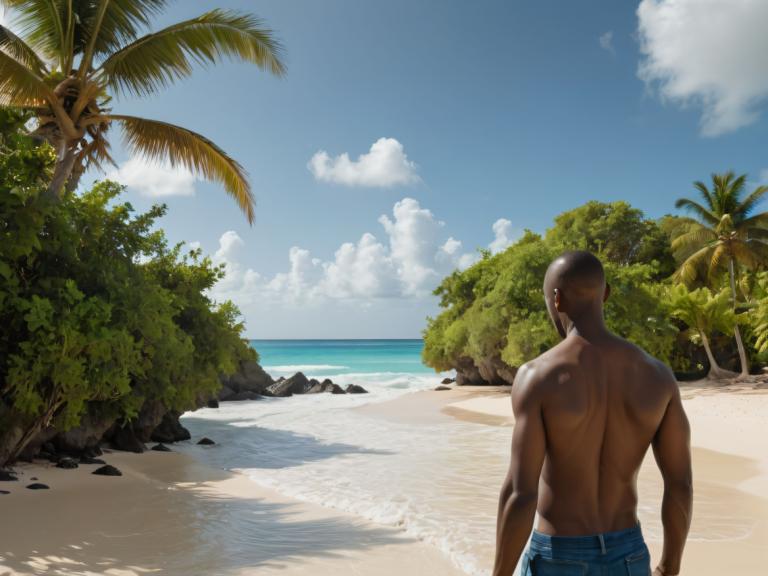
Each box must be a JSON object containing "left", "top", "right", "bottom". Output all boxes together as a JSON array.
[
  {"left": 52, "top": 409, "right": 116, "bottom": 454},
  {"left": 267, "top": 372, "right": 311, "bottom": 397},
  {"left": 454, "top": 355, "right": 515, "bottom": 386},
  {"left": 108, "top": 424, "right": 145, "bottom": 453},
  {"left": 307, "top": 379, "right": 346, "bottom": 394},
  {"left": 150, "top": 412, "right": 191, "bottom": 444},
  {"left": 219, "top": 360, "right": 275, "bottom": 401},
  {"left": 345, "top": 384, "right": 368, "bottom": 394},
  {"left": 93, "top": 464, "right": 122, "bottom": 476},
  {"left": 226, "top": 391, "right": 263, "bottom": 401}
]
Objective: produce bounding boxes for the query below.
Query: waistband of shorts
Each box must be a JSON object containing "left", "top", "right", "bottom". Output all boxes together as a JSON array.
[{"left": 530, "top": 523, "right": 644, "bottom": 552}]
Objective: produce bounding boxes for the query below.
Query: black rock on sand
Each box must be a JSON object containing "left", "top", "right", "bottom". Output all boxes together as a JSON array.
[{"left": 92, "top": 465, "right": 122, "bottom": 477}]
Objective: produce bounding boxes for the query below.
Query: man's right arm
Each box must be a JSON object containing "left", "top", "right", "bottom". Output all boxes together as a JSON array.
[{"left": 651, "top": 374, "right": 693, "bottom": 576}]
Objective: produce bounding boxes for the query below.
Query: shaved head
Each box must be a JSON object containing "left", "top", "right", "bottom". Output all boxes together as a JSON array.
[{"left": 544, "top": 251, "right": 608, "bottom": 338}]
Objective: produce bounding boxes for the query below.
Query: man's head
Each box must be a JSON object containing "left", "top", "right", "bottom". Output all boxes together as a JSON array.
[{"left": 543, "top": 251, "right": 609, "bottom": 338}]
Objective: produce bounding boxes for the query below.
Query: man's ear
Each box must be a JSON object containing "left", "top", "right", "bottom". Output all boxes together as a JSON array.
[
  {"left": 603, "top": 283, "right": 611, "bottom": 303},
  {"left": 553, "top": 288, "right": 562, "bottom": 311}
]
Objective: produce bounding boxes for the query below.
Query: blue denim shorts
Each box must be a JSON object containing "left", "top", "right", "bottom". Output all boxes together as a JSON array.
[{"left": 521, "top": 524, "right": 651, "bottom": 575}]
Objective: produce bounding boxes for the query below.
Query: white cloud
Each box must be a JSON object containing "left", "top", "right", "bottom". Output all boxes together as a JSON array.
[
  {"left": 108, "top": 157, "right": 198, "bottom": 197},
  {"left": 637, "top": 0, "right": 768, "bottom": 136},
  {"left": 599, "top": 31, "right": 615, "bottom": 54},
  {"left": 207, "top": 201, "right": 519, "bottom": 335},
  {"left": 308, "top": 137, "right": 419, "bottom": 187},
  {"left": 489, "top": 218, "right": 518, "bottom": 254}
]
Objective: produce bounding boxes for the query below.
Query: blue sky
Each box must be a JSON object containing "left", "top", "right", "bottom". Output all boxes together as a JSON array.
[{"left": 13, "top": 0, "right": 768, "bottom": 338}]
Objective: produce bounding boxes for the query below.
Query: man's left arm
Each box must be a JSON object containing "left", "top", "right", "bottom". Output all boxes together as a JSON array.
[{"left": 492, "top": 364, "right": 547, "bottom": 576}]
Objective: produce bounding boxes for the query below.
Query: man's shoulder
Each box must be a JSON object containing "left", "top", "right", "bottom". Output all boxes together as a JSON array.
[{"left": 613, "top": 336, "right": 678, "bottom": 390}]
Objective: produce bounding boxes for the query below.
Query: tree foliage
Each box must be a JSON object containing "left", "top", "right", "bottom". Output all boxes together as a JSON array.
[{"left": 0, "top": 111, "right": 253, "bottom": 465}]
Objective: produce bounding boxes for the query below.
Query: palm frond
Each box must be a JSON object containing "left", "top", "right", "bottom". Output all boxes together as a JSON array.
[
  {"left": 0, "top": 48, "right": 52, "bottom": 106},
  {"left": 110, "top": 114, "right": 254, "bottom": 223},
  {"left": 708, "top": 244, "right": 729, "bottom": 280},
  {"left": 737, "top": 185, "right": 768, "bottom": 219},
  {"left": 2, "top": 0, "right": 65, "bottom": 65},
  {"left": 740, "top": 212, "right": 768, "bottom": 230},
  {"left": 0, "top": 23, "right": 46, "bottom": 73},
  {"left": 99, "top": 9, "right": 285, "bottom": 98},
  {"left": 693, "top": 180, "right": 715, "bottom": 211},
  {"left": 674, "top": 197, "right": 719, "bottom": 227},
  {"left": 674, "top": 244, "right": 714, "bottom": 286},
  {"left": 670, "top": 224, "right": 717, "bottom": 258}
]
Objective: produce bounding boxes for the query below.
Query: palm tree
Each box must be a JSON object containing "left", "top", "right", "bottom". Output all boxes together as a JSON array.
[
  {"left": 666, "top": 284, "right": 738, "bottom": 379},
  {"left": 0, "top": 0, "right": 285, "bottom": 223},
  {"left": 672, "top": 171, "right": 768, "bottom": 377}
]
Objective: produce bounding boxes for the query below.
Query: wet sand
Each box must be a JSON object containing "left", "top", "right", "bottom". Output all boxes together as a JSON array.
[
  {"left": 423, "top": 382, "right": 768, "bottom": 575},
  {"left": 0, "top": 451, "right": 465, "bottom": 576}
]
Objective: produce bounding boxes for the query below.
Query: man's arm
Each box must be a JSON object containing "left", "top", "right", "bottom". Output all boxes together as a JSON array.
[
  {"left": 492, "top": 364, "right": 546, "bottom": 576},
  {"left": 651, "top": 376, "right": 693, "bottom": 576}
]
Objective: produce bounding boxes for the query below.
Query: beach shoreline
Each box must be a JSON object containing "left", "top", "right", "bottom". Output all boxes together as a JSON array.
[{"left": 1, "top": 381, "right": 767, "bottom": 576}]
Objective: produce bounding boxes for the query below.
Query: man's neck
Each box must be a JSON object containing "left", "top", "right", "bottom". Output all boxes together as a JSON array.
[{"left": 566, "top": 312, "right": 610, "bottom": 342}]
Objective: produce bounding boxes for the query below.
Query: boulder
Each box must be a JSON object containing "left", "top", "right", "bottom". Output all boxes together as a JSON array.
[
  {"left": 441, "top": 377, "right": 456, "bottom": 385},
  {"left": 197, "top": 437, "right": 216, "bottom": 446},
  {"left": 454, "top": 357, "right": 487, "bottom": 386},
  {"left": 109, "top": 425, "right": 145, "bottom": 454},
  {"left": 0, "top": 469, "right": 17, "bottom": 482},
  {"left": 434, "top": 385, "right": 452, "bottom": 391},
  {"left": 150, "top": 412, "right": 191, "bottom": 444},
  {"left": 267, "top": 372, "right": 311, "bottom": 397},
  {"left": 26, "top": 483, "right": 49, "bottom": 490},
  {"left": 345, "top": 384, "right": 368, "bottom": 394},
  {"left": 307, "top": 379, "right": 347, "bottom": 394},
  {"left": 207, "top": 398, "right": 220, "bottom": 408},
  {"left": 52, "top": 409, "right": 117, "bottom": 455},
  {"left": 93, "top": 465, "right": 122, "bottom": 477},
  {"left": 151, "top": 443, "right": 172, "bottom": 452},
  {"left": 222, "top": 360, "right": 275, "bottom": 395},
  {"left": 0, "top": 490, "right": 9, "bottom": 495},
  {"left": 55, "top": 457, "right": 79, "bottom": 469}
]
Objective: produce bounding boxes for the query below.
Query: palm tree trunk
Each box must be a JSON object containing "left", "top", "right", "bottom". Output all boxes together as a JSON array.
[
  {"left": 47, "top": 140, "right": 78, "bottom": 200},
  {"left": 728, "top": 258, "right": 750, "bottom": 377},
  {"left": 701, "top": 331, "right": 729, "bottom": 379}
]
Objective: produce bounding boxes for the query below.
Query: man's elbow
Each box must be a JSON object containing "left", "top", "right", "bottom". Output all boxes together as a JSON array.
[{"left": 502, "top": 489, "right": 539, "bottom": 514}]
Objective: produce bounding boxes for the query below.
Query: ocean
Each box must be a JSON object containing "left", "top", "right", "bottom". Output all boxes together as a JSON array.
[{"left": 178, "top": 339, "right": 510, "bottom": 575}]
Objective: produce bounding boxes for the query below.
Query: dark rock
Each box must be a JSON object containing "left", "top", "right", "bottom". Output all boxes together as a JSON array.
[
  {"left": 41, "top": 451, "right": 59, "bottom": 463},
  {"left": 109, "top": 426, "right": 145, "bottom": 453},
  {"left": 345, "top": 384, "right": 368, "bottom": 394},
  {"left": 441, "top": 377, "right": 456, "bottom": 385},
  {"left": 93, "top": 465, "right": 122, "bottom": 477},
  {"left": 307, "top": 380, "right": 347, "bottom": 394},
  {"left": 26, "top": 483, "right": 49, "bottom": 490},
  {"left": 150, "top": 412, "right": 191, "bottom": 444},
  {"left": 225, "top": 390, "right": 263, "bottom": 401},
  {"left": 434, "top": 385, "right": 452, "bottom": 391},
  {"left": 197, "top": 437, "right": 216, "bottom": 446},
  {"left": 52, "top": 410, "right": 117, "bottom": 455},
  {"left": 80, "top": 456, "right": 106, "bottom": 465},
  {"left": 55, "top": 457, "right": 79, "bottom": 469},
  {"left": 30, "top": 477, "right": 38, "bottom": 481},
  {"left": 84, "top": 445, "right": 103, "bottom": 458},
  {"left": 131, "top": 401, "right": 167, "bottom": 443},
  {"left": 218, "top": 385, "right": 235, "bottom": 401},
  {"left": 0, "top": 490, "right": 9, "bottom": 495},
  {"left": 0, "top": 469, "right": 18, "bottom": 481},
  {"left": 455, "top": 356, "right": 488, "bottom": 386},
  {"left": 267, "top": 372, "right": 311, "bottom": 397},
  {"left": 151, "top": 443, "right": 172, "bottom": 452},
  {"left": 276, "top": 376, "right": 286, "bottom": 383},
  {"left": 221, "top": 360, "right": 275, "bottom": 396},
  {"left": 206, "top": 398, "right": 220, "bottom": 408}
]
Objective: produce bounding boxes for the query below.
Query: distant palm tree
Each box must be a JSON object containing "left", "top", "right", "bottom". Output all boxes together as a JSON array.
[
  {"left": 666, "top": 284, "right": 738, "bottom": 379},
  {"left": 0, "top": 0, "right": 285, "bottom": 223},
  {"left": 672, "top": 171, "right": 768, "bottom": 377}
]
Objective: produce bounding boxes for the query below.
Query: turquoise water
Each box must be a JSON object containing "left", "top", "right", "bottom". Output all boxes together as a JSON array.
[{"left": 250, "top": 339, "right": 433, "bottom": 378}]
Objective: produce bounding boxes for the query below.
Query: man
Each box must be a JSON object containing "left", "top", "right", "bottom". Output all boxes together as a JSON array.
[{"left": 493, "top": 251, "right": 692, "bottom": 576}]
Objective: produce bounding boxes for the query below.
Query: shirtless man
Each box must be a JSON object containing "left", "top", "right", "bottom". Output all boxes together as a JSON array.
[{"left": 493, "top": 251, "right": 692, "bottom": 576}]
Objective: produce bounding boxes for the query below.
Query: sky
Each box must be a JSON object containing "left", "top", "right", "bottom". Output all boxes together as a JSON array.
[{"left": 5, "top": 0, "right": 768, "bottom": 338}]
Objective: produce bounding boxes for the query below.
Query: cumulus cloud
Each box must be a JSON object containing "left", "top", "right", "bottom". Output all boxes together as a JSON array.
[
  {"left": 489, "top": 218, "right": 518, "bottom": 254},
  {"left": 599, "top": 31, "right": 615, "bottom": 54},
  {"left": 108, "top": 157, "right": 198, "bottom": 197},
  {"left": 308, "top": 137, "right": 419, "bottom": 187},
  {"left": 637, "top": 0, "right": 768, "bottom": 136}
]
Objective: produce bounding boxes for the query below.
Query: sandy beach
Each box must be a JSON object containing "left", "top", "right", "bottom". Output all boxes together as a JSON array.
[{"left": 1, "top": 382, "right": 766, "bottom": 576}]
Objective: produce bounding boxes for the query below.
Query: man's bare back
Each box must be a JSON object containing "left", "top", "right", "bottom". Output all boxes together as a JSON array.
[{"left": 493, "top": 252, "right": 692, "bottom": 576}]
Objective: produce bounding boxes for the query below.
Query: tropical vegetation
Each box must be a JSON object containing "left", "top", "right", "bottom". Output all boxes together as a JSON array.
[
  {"left": 423, "top": 184, "right": 768, "bottom": 382},
  {"left": 0, "top": 0, "right": 285, "bottom": 222},
  {"left": 0, "top": 108, "right": 254, "bottom": 468}
]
